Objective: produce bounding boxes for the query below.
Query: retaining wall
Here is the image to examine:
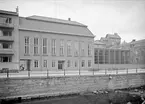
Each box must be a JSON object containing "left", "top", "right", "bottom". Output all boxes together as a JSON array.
[{"left": 0, "top": 73, "right": 145, "bottom": 98}]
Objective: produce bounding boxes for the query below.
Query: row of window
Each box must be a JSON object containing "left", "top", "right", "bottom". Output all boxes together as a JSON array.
[
  {"left": 34, "top": 60, "right": 92, "bottom": 68},
  {"left": 94, "top": 49, "right": 130, "bottom": 64},
  {"left": 24, "top": 37, "right": 92, "bottom": 56}
]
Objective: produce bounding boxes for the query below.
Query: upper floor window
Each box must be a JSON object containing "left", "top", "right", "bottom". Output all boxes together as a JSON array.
[
  {"left": 67, "top": 40, "right": 72, "bottom": 56},
  {"left": 88, "top": 43, "right": 92, "bottom": 56},
  {"left": 43, "top": 38, "right": 47, "bottom": 55},
  {"left": 60, "top": 39, "right": 64, "bottom": 56},
  {"left": 81, "top": 41, "right": 85, "bottom": 56},
  {"left": 3, "top": 31, "right": 12, "bottom": 36},
  {"left": 5, "top": 18, "right": 12, "bottom": 24},
  {"left": 51, "top": 39, "right": 56, "bottom": 56},
  {"left": 74, "top": 41, "right": 79, "bottom": 56},
  {"left": 0, "top": 56, "right": 12, "bottom": 62},
  {"left": 24, "top": 37, "right": 29, "bottom": 55},
  {"left": 34, "top": 38, "right": 39, "bottom": 55}
]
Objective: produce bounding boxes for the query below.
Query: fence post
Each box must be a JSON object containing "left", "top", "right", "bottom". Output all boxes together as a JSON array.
[
  {"left": 7, "top": 69, "right": 9, "bottom": 78},
  {"left": 127, "top": 68, "right": 128, "bottom": 74},
  {"left": 105, "top": 69, "right": 107, "bottom": 75},
  {"left": 64, "top": 69, "right": 65, "bottom": 76},
  {"left": 116, "top": 69, "right": 118, "bottom": 75},
  {"left": 47, "top": 69, "right": 49, "bottom": 78},
  {"left": 28, "top": 70, "right": 30, "bottom": 78},
  {"left": 93, "top": 68, "right": 94, "bottom": 76},
  {"left": 136, "top": 68, "right": 138, "bottom": 73}
]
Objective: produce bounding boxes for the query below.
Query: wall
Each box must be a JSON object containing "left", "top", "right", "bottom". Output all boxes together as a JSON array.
[
  {"left": 19, "top": 30, "right": 94, "bottom": 71},
  {"left": 0, "top": 73, "right": 145, "bottom": 98}
]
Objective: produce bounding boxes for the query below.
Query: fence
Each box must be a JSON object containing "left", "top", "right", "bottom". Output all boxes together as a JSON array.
[{"left": 0, "top": 68, "right": 145, "bottom": 78}]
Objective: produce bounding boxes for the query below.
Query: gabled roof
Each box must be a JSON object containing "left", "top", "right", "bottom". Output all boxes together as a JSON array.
[
  {"left": 106, "top": 33, "right": 121, "bottom": 39},
  {"left": 26, "top": 15, "right": 87, "bottom": 27},
  {"left": 20, "top": 16, "right": 94, "bottom": 37},
  {"left": 0, "top": 10, "right": 18, "bottom": 16}
]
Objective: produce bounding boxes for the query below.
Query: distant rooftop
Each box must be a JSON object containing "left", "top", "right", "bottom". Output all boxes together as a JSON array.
[
  {"left": 26, "top": 15, "right": 87, "bottom": 27},
  {"left": 106, "top": 33, "right": 121, "bottom": 39},
  {"left": 0, "top": 10, "right": 18, "bottom": 16}
]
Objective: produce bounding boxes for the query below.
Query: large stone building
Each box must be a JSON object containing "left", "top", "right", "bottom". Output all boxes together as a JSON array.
[{"left": 0, "top": 9, "right": 94, "bottom": 71}]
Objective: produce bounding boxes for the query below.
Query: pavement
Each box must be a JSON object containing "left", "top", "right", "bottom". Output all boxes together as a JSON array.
[{"left": 0, "top": 68, "right": 145, "bottom": 78}]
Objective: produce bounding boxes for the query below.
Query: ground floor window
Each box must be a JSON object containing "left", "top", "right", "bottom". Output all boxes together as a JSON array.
[
  {"left": 52, "top": 60, "right": 55, "bottom": 67},
  {"left": 88, "top": 60, "right": 91, "bottom": 67},
  {"left": 34, "top": 60, "right": 38, "bottom": 68},
  {"left": 67, "top": 60, "right": 71, "bottom": 67},
  {"left": 0, "top": 56, "right": 12, "bottom": 62},
  {"left": 75, "top": 60, "right": 78, "bottom": 67},
  {"left": 43, "top": 60, "right": 47, "bottom": 68},
  {"left": 82, "top": 60, "right": 85, "bottom": 67}
]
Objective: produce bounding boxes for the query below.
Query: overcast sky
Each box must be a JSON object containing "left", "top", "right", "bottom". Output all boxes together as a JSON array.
[{"left": 0, "top": 0, "right": 145, "bottom": 42}]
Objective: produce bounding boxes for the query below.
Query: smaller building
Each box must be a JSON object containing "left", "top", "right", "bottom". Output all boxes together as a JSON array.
[
  {"left": 100, "top": 33, "right": 121, "bottom": 48},
  {"left": 121, "top": 39, "right": 145, "bottom": 64}
]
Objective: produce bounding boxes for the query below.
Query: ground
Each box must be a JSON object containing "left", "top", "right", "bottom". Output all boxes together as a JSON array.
[{"left": 1, "top": 86, "right": 145, "bottom": 104}]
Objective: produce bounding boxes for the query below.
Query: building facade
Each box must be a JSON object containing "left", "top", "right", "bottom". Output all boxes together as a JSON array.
[
  {"left": 121, "top": 39, "right": 145, "bottom": 64},
  {"left": 0, "top": 10, "right": 19, "bottom": 70},
  {"left": 0, "top": 9, "right": 94, "bottom": 71}
]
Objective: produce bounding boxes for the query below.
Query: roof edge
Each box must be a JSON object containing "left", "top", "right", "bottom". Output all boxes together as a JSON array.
[
  {"left": 19, "top": 28, "right": 94, "bottom": 38},
  {"left": 0, "top": 10, "right": 18, "bottom": 16},
  {"left": 26, "top": 16, "right": 87, "bottom": 27}
]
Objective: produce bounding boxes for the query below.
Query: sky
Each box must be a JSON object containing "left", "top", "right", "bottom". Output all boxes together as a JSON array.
[{"left": 0, "top": 0, "right": 145, "bottom": 42}]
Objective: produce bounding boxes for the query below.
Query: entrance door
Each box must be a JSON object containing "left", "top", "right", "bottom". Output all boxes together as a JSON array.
[{"left": 58, "top": 61, "right": 64, "bottom": 70}]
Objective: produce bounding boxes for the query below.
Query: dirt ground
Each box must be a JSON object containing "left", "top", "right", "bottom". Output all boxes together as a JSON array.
[{"left": 1, "top": 85, "right": 145, "bottom": 104}]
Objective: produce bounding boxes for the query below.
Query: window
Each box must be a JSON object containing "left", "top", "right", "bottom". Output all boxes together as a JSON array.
[
  {"left": 5, "top": 18, "right": 12, "bottom": 24},
  {"left": 74, "top": 41, "right": 79, "bottom": 56},
  {"left": 67, "top": 40, "right": 71, "bottom": 56},
  {"left": 43, "top": 60, "right": 47, "bottom": 68},
  {"left": 51, "top": 39, "right": 56, "bottom": 56},
  {"left": 88, "top": 43, "right": 92, "bottom": 56},
  {"left": 43, "top": 38, "right": 47, "bottom": 55},
  {"left": 67, "top": 60, "right": 71, "bottom": 67},
  {"left": 88, "top": 60, "right": 91, "bottom": 67},
  {"left": 81, "top": 42, "right": 85, "bottom": 56},
  {"left": 3, "top": 31, "right": 12, "bottom": 36},
  {"left": 94, "top": 49, "right": 99, "bottom": 64},
  {"left": 34, "top": 60, "right": 38, "bottom": 68},
  {"left": 52, "top": 60, "right": 55, "bottom": 67},
  {"left": 75, "top": 60, "right": 78, "bottom": 67},
  {"left": 82, "top": 60, "right": 85, "bottom": 67},
  {"left": 60, "top": 39, "right": 64, "bottom": 56},
  {"left": 0, "top": 56, "right": 12, "bottom": 62},
  {"left": 2, "top": 43, "right": 12, "bottom": 49},
  {"left": 34, "top": 38, "right": 39, "bottom": 55},
  {"left": 24, "top": 37, "right": 29, "bottom": 55}
]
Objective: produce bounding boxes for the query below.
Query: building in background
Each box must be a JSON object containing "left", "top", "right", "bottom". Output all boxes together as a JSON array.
[
  {"left": 94, "top": 33, "right": 145, "bottom": 69},
  {"left": 0, "top": 9, "right": 94, "bottom": 71},
  {"left": 100, "top": 33, "right": 121, "bottom": 48},
  {"left": 0, "top": 10, "right": 19, "bottom": 71},
  {"left": 121, "top": 39, "right": 145, "bottom": 65}
]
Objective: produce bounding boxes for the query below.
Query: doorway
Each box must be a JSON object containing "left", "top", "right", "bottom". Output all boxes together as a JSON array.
[{"left": 58, "top": 60, "right": 64, "bottom": 70}]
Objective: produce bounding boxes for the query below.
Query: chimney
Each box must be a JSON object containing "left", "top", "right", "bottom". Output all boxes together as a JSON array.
[
  {"left": 16, "top": 6, "right": 19, "bottom": 14},
  {"left": 68, "top": 18, "right": 71, "bottom": 21}
]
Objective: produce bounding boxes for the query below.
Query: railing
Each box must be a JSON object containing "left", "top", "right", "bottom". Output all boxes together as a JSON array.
[{"left": 0, "top": 68, "right": 145, "bottom": 78}]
